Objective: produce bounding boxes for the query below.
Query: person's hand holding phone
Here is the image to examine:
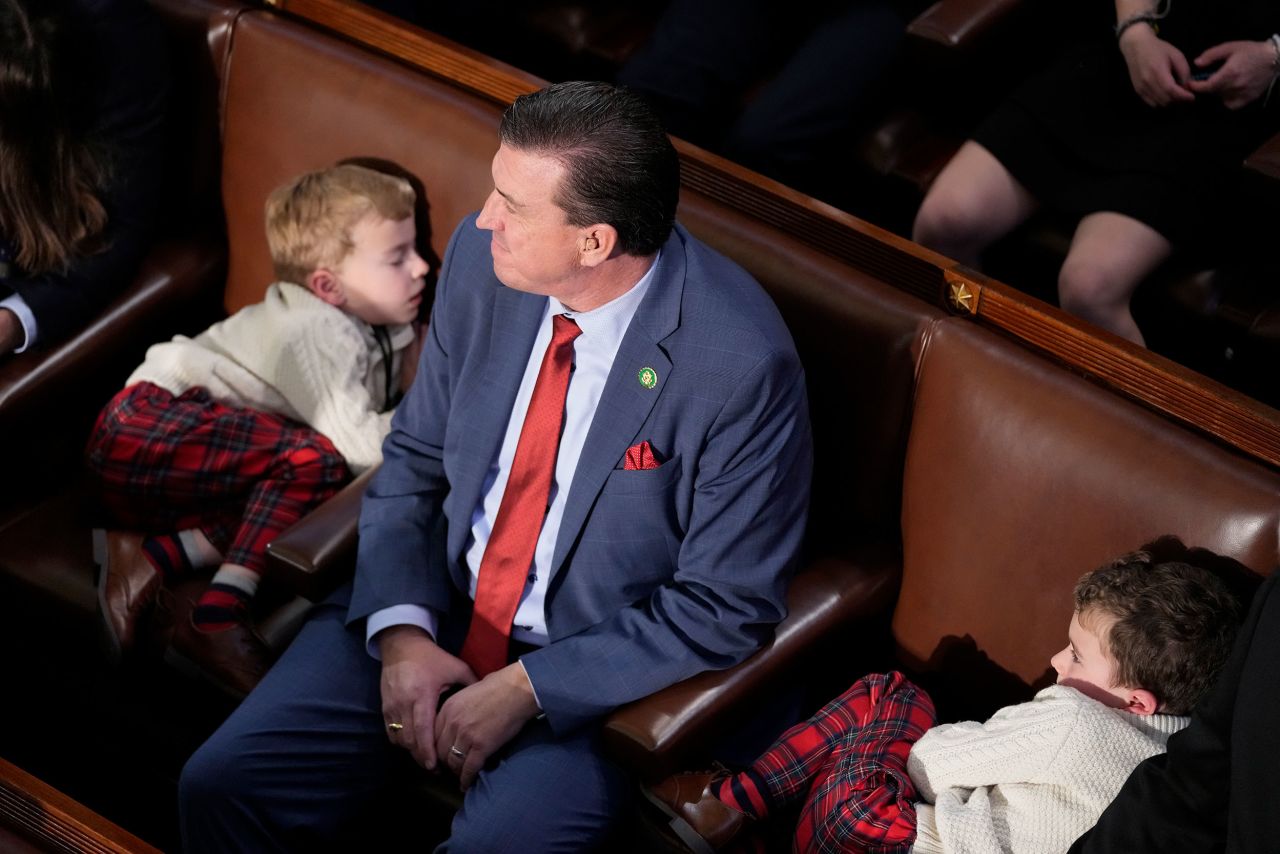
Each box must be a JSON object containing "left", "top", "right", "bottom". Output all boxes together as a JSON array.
[
  {"left": 1187, "top": 40, "right": 1276, "bottom": 109},
  {"left": 1119, "top": 23, "right": 1195, "bottom": 107}
]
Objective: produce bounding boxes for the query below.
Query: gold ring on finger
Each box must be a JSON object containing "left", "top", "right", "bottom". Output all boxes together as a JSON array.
[{"left": 387, "top": 722, "right": 404, "bottom": 732}]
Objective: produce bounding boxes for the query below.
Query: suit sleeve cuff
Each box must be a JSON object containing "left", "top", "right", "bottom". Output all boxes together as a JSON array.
[
  {"left": 518, "top": 659, "right": 544, "bottom": 712},
  {"left": 0, "top": 293, "right": 37, "bottom": 352},
  {"left": 365, "top": 604, "right": 438, "bottom": 659}
]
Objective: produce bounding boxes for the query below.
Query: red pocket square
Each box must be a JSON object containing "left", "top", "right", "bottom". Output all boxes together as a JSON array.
[{"left": 623, "top": 440, "right": 662, "bottom": 471}]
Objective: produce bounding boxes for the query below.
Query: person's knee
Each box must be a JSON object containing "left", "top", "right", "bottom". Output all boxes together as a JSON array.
[
  {"left": 447, "top": 732, "right": 630, "bottom": 853},
  {"left": 912, "top": 188, "right": 981, "bottom": 254},
  {"left": 1058, "top": 257, "right": 1133, "bottom": 320},
  {"left": 284, "top": 440, "right": 351, "bottom": 491},
  {"left": 179, "top": 736, "right": 244, "bottom": 816},
  {"left": 449, "top": 779, "right": 625, "bottom": 853}
]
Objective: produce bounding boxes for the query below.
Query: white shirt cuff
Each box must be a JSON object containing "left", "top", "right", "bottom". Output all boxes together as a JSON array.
[
  {"left": 0, "top": 293, "right": 36, "bottom": 353},
  {"left": 365, "top": 604, "right": 438, "bottom": 659}
]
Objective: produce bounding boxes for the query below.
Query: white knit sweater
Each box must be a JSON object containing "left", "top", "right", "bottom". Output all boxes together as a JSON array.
[
  {"left": 127, "top": 282, "right": 413, "bottom": 473},
  {"left": 908, "top": 684, "right": 1188, "bottom": 854}
]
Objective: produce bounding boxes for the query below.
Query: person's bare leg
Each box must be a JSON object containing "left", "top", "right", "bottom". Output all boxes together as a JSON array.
[
  {"left": 1058, "top": 212, "right": 1173, "bottom": 347},
  {"left": 913, "top": 141, "right": 1038, "bottom": 266}
]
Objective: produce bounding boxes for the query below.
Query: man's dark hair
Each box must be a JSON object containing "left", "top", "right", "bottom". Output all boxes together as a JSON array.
[
  {"left": 498, "top": 80, "right": 678, "bottom": 257},
  {"left": 1074, "top": 544, "right": 1244, "bottom": 715}
]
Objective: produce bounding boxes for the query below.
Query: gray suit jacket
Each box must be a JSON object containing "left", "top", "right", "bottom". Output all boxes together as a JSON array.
[{"left": 349, "top": 214, "right": 812, "bottom": 735}]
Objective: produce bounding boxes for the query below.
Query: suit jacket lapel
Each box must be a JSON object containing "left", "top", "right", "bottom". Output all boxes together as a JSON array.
[{"left": 551, "top": 230, "right": 686, "bottom": 576}]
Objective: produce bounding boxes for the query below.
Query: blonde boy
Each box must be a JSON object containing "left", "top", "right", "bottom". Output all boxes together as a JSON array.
[
  {"left": 85, "top": 164, "right": 429, "bottom": 695},
  {"left": 648, "top": 549, "right": 1242, "bottom": 853}
]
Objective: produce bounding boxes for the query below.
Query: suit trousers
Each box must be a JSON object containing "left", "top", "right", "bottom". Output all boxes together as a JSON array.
[{"left": 179, "top": 587, "right": 630, "bottom": 852}]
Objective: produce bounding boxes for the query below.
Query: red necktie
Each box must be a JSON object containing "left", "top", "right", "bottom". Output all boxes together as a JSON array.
[{"left": 460, "top": 314, "right": 582, "bottom": 676}]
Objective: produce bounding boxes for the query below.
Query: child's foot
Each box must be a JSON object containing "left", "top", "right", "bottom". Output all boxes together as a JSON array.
[
  {"left": 191, "top": 581, "right": 252, "bottom": 631},
  {"left": 643, "top": 770, "right": 747, "bottom": 853},
  {"left": 94, "top": 529, "right": 168, "bottom": 662},
  {"left": 168, "top": 582, "right": 273, "bottom": 697},
  {"left": 170, "top": 615, "right": 273, "bottom": 697}
]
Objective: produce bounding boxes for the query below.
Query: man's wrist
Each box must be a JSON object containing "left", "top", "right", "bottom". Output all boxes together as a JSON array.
[
  {"left": 376, "top": 623, "right": 434, "bottom": 661},
  {"left": 0, "top": 308, "right": 22, "bottom": 355},
  {"left": 1118, "top": 20, "right": 1158, "bottom": 50},
  {"left": 502, "top": 662, "right": 542, "bottom": 719}
]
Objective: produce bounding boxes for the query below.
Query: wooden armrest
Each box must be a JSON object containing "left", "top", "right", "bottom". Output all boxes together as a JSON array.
[
  {"left": 907, "top": 0, "right": 1023, "bottom": 49},
  {"left": 601, "top": 551, "right": 901, "bottom": 782},
  {"left": 266, "top": 467, "right": 377, "bottom": 601},
  {"left": 1245, "top": 130, "right": 1280, "bottom": 185},
  {"left": 0, "top": 756, "right": 161, "bottom": 853},
  {"left": 0, "top": 236, "right": 225, "bottom": 434}
]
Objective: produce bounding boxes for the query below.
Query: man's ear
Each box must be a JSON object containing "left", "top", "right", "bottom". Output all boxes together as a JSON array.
[
  {"left": 1125, "top": 688, "right": 1160, "bottom": 716},
  {"left": 307, "top": 268, "right": 345, "bottom": 307},
  {"left": 578, "top": 225, "right": 618, "bottom": 268}
]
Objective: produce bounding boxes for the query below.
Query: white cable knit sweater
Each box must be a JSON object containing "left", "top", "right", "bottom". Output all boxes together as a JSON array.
[
  {"left": 908, "top": 684, "right": 1188, "bottom": 854},
  {"left": 126, "top": 282, "right": 413, "bottom": 473}
]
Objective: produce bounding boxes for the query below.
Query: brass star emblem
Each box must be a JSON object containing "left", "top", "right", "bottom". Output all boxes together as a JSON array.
[{"left": 947, "top": 280, "right": 977, "bottom": 315}]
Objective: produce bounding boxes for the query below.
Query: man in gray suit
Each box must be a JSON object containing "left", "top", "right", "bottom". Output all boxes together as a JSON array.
[{"left": 181, "top": 80, "right": 812, "bottom": 851}]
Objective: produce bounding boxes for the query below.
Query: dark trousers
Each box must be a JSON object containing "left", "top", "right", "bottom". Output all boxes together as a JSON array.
[{"left": 618, "top": 0, "right": 908, "bottom": 185}]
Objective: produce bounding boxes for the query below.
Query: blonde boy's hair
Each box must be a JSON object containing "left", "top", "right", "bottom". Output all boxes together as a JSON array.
[{"left": 265, "top": 164, "right": 416, "bottom": 285}]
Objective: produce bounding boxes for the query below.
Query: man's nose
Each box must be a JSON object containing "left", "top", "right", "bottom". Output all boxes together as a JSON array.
[{"left": 476, "top": 192, "right": 501, "bottom": 229}]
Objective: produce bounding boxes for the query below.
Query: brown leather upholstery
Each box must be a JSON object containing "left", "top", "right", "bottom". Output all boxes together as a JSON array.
[
  {"left": 219, "top": 12, "right": 504, "bottom": 312},
  {"left": 267, "top": 468, "right": 377, "bottom": 601},
  {"left": 895, "top": 319, "right": 1279, "bottom": 700}
]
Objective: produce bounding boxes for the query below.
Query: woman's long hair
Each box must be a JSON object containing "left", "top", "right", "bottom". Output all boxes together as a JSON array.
[{"left": 0, "top": 0, "right": 108, "bottom": 274}]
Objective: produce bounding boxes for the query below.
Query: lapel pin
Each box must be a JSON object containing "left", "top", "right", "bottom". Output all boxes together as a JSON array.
[{"left": 638, "top": 367, "right": 658, "bottom": 389}]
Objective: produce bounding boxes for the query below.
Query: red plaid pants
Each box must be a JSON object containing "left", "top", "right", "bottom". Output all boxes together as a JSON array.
[
  {"left": 717, "top": 671, "right": 937, "bottom": 854},
  {"left": 85, "top": 382, "right": 351, "bottom": 573}
]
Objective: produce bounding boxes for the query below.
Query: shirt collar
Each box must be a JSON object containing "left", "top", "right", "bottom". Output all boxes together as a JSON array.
[{"left": 549, "top": 250, "right": 659, "bottom": 340}]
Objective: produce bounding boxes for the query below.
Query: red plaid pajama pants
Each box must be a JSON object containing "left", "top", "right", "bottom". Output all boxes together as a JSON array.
[
  {"left": 84, "top": 382, "right": 351, "bottom": 574},
  {"left": 718, "top": 671, "right": 937, "bottom": 854}
]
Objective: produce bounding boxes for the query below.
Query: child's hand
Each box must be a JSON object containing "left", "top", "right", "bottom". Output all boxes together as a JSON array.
[{"left": 399, "top": 321, "right": 425, "bottom": 394}]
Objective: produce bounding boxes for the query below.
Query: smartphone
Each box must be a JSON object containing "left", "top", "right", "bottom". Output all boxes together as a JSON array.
[{"left": 1191, "top": 61, "right": 1223, "bottom": 82}]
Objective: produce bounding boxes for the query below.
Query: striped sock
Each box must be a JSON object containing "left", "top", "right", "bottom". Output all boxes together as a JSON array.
[
  {"left": 714, "top": 771, "right": 770, "bottom": 820},
  {"left": 141, "top": 534, "right": 193, "bottom": 581},
  {"left": 192, "top": 565, "right": 259, "bottom": 632},
  {"left": 178, "top": 528, "right": 222, "bottom": 570}
]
